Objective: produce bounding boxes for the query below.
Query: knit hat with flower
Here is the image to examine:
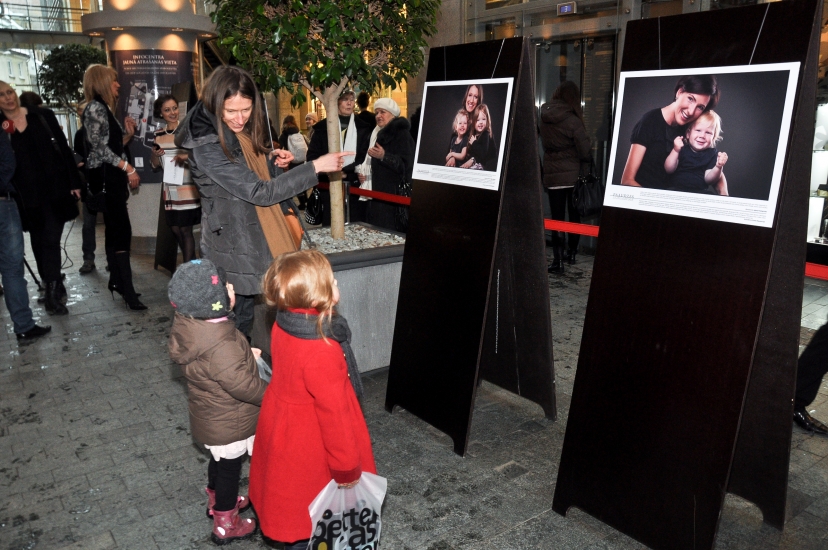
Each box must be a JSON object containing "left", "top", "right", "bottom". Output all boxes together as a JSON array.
[{"left": 168, "top": 259, "right": 231, "bottom": 319}]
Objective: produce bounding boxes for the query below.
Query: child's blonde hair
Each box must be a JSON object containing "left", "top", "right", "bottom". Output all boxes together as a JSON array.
[
  {"left": 688, "top": 110, "right": 723, "bottom": 145},
  {"left": 262, "top": 250, "right": 337, "bottom": 338},
  {"left": 452, "top": 109, "right": 470, "bottom": 135},
  {"left": 472, "top": 104, "right": 493, "bottom": 138}
]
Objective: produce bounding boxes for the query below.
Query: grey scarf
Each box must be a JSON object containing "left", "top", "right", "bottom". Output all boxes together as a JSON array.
[{"left": 275, "top": 310, "right": 364, "bottom": 398}]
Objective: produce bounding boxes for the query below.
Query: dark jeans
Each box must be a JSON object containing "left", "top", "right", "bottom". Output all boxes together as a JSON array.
[
  {"left": 233, "top": 293, "right": 255, "bottom": 339},
  {"left": 546, "top": 187, "right": 581, "bottom": 252},
  {"left": 82, "top": 201, "right": 97, "bottom": 262},
  {"left": 28, "top": 203, "right": 65, "bottom": 283},
  {"left": 207, "top": 455, "right": 243, "bottom": 512},
  {"left": 0, "top": 198, "right": 35, "bottom": 333},
  {"left": 796, "top": 323, "right": 828, "bottom": 410}
]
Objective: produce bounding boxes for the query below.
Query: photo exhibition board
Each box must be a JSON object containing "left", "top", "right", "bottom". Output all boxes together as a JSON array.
[
  {"left": 385, "top": 37, "right": 556, "bottom": 455},
  {"left": 604, "top": 63, "right": 799, "bottom": 227},
  {"left": 552, "top": 0, "right": 820, "bottom": 549},
  {"left": 412, "top": 78, "right": 514, "bottom": 191}
]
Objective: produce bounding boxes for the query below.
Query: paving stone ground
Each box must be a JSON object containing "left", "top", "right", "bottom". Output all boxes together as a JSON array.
[{"left": 2, "top": 221, "right": 828, "bottom": 549}]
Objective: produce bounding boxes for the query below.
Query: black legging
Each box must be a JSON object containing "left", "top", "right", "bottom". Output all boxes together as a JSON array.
[
  {"left": 28, "top": 203, "right": 64, "bottom": 283},
  {"left": 169, "top": 224, "right": 196, "bottom": 262},
  {"left": 796, "top": 323, "right": 828, "bottom": 410},
  {"left": 207, "top": 455, "right": 243, "bottom": 512},
  {"left": 546, "top": 187, "right": 581, "bottom": 251}
]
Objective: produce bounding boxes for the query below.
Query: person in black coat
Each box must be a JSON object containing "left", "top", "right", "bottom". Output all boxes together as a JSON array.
[
  {"left": 0, "top": 81, "right": 82, "bottom": 315},
  {"left": 355, "top": 98, "right": 414, "bottom": 232},
  {"left": 306, "top": 89, "right": 371, "bottom": 224},
  {"left": 794, "top": 323, "right": 828, "bottom": 436}
]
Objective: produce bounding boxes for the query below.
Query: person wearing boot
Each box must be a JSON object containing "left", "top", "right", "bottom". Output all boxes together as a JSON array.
[
  {"left": 794, "top": 322, "right": 828, "bottom": 436},
  {"left": 82, "top": 65, "right": 146, "bottom": 311},
  {"left": 168, "top": 259, "right": 266, "bottom": 545},
  {"left": 0, "top": 81, "right": 82, "bottom": 315},
  {"left": 539, "top": 81, "right": 592, "bottom": 274}
]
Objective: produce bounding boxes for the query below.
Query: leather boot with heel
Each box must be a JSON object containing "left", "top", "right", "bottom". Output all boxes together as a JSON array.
[
  {"left": 113, "top": 252, "right": 147, "bottom": 311},
  {"left": 44, "top": 281, "right": 68, "bottom": 315}
]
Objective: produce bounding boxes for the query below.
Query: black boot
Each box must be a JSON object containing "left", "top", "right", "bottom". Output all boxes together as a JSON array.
[
  {"left": 548, "top": 246, "right": 565, "bottom": 274},
  {"left": 106, "top": 248, "right": 120, "bottom": 299},
  {"left": 113, "top": 252, "right": 147, "bottom": 311},
  {"left": 566, "top": 249, "right": 577, "bottom": 265},
  {"left": 44, "top": 281, "right": 68, "bottom": 315},
  {"left": 57, "top": 279, "right": 67, "bottom": 303}
]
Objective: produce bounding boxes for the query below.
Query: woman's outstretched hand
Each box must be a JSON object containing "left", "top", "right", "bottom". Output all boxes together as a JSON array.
[
  {"left": 312, "top": 151, "right": 355, "bottom": 174},
  {"left": 271, "top": 149, "right": 294, "bottom": 169}
]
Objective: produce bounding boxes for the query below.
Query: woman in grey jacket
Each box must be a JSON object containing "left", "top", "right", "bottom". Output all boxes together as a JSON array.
[
  {"left": 176, "top": 66, "right": 349, "bottom": 336},
  {"left": 539, "top": 81, "right": 592, "bottom": 273}
]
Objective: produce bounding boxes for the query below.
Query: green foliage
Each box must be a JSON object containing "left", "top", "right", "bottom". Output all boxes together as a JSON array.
[
  {"left": 39, "top": 44, "right": 107, "bottom": 110},
  {"left": 213, "top": 0, "right": 440, "bottom": 105}
]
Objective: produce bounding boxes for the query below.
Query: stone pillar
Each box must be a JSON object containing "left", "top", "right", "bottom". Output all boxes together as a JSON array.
[{"left": 82, "top": 0, "right": 214, "bottom": 254}]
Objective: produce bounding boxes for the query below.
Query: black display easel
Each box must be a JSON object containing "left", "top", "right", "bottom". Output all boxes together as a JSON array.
[
  {"left": 385, "top": 37, "right": 556, "bottom": 457},
  {"left": 552, "top": 1, "right": 820, "bottom": 548}
]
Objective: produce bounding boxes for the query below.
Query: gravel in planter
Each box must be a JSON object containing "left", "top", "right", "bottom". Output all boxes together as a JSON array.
[{"left": 307, "top": 224, "right": 405, "bottom": 254}]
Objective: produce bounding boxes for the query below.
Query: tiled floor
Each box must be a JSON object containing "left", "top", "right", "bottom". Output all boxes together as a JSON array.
[{"left": 1, "top": 223, "right": 828, "bottom": 549}]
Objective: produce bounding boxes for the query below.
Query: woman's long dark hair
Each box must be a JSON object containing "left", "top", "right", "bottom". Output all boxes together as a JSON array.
[
  {"left": 552, "top": 81, "right": 583, "bottom": 121},
  {"left": 201, "top": 66, "right": 269, "bottom": 158},
  {"left": 674, "top": 75, "right": 719, "bottom": 112}
]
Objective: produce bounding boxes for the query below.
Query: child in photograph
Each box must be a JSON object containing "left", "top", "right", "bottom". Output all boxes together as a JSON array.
[
  {"left": 167, "top": 259, "right": 266, "bottom": 545},
  {"left": 249, "top": 250, "right": 376, "bottom": 550},
  {"left": 461, "top": 104, "right": 498, "bottom": 171},
  {"left": 445, "top": 109, "right": 470, "bottom": 167},
  {"left": 664, "top": 110, "right": 729, "bottom": 195}
]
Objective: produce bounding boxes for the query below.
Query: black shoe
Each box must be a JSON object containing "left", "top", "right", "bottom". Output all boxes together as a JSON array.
[
  {"left": 566, "top": 250, "right": 577, "bottom": 264},
  {"left": 108, "top": 283, "right": 141, "bottom": 299},
  {"left": 547, "top": 259, "right": 565, "bottom": 274},
  {"left": 16, "top": 324, "right": 52, "bottom": 340},
  {"left": 793, "top": 409, "right": 828, "bottom": 435},
  {"left": 44, "top": 281, "right": 68, "bottom": 315}
]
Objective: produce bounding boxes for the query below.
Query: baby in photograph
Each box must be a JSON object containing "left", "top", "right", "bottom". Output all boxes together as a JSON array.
[
  {"left": 664, "top": 110, "right": 728, "bottom": 195},
  {"left": 445, "top": 109, "right": 470, "bottom": 167}
]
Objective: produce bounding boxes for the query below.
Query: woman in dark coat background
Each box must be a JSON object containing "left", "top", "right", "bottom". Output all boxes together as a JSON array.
[
  {"left": 356, "top": 98, "right": 414, "bottom": 232},
  {"left": 0, "top": 81, "right": 82, "bottom": 315},
  {"left": 540, "top": 81, "right": 592, "bottom": 273}
]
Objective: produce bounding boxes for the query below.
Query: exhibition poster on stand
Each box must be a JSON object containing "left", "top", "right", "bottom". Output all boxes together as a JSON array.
[
  {"left": 603, "top": 63, "right": 799, "bottom": 228},
  {"left": 412, "top": 78, "right": 514, "bottom": 191}
]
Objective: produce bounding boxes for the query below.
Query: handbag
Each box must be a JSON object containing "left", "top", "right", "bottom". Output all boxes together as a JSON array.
[
  {"left": 572, "top": 159, "right": 604, "bottom": 218},
  {"left": 305, "top": 187, "right": 325, "bottom": 226},
  {"left": 85, "top": 189, "right": 108, "bottom": 214},
  {"left": 308, "top": 472, "right": 387, "bottom": 550},
  {"left": 395, "top": 179, "right": 412, "bottom": 233}
]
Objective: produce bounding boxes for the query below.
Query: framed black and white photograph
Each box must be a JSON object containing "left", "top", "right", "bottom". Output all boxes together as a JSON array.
[
  {"left": 604, "top": 63, "right": 800, "bottom": 227},
  {"left": 412, "top": 78, "right": 513, "bottom": 191}
]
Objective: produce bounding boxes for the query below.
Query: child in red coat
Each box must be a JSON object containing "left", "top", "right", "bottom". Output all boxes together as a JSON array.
[{"left": 249, "top": 250, "right": 376, "bottom": 549}]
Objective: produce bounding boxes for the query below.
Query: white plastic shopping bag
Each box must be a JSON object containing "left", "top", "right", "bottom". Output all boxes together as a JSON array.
[{"left": 307, "top": 472, "right": 387, "bottom": 550}]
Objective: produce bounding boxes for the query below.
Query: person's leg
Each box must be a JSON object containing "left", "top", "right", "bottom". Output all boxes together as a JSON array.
[
  {"left": 794, "top": 323, "right": 828, "bottom": 434},
  {"left": 213, "top": 456, "right": 243, "bottom": 512},
  {"left": 547, "top": 187, "right": 566, "bottom": 273},
  {"left": 179, "top": 225, "right": 196, "bottom": 263},
  {"left": 233, "top": 294, "right": 255, "bottom": 339},
  {"left": 80, "top": 202, "right": 96, "bottom": 272},
  {"left": 565, "top": 188, "right": 581, "bottom": 263},
  {"left": 0, "top": 200, "right": 36, "bottom": 334}
]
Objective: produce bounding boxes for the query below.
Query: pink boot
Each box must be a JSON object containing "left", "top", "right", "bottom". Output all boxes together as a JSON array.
[
  {"left": 211, "top": 504, "right": 256, "bottom": 545},
  {"left": 205, "top": 487, "right": 250, "bottom": 518}
]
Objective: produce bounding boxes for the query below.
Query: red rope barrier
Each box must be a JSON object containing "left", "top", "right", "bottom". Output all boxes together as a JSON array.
[{"left": 313, "top": 183, "right": 828, "bottom": 281}]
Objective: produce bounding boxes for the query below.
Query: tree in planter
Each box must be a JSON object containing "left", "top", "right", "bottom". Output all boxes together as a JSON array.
[
  {"left": 39, "top": 44, "right": 107, "bottom": 111},
  {"left": 213, "top": 0, "right": 439, "bottom": 239}
]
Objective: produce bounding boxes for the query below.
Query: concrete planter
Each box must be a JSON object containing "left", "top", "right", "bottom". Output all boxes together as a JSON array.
[{"left": 251, "top": 224, "right": 405, "bottom": 373}]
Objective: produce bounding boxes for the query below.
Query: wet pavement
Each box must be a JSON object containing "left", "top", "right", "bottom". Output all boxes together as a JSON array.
[{"left": 2, "top": 221, "right": 828, "bottom": 549}]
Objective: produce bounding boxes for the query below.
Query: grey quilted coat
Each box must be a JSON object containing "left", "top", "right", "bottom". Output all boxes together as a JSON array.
[
  {"left": 539, "top": 99, "right": 592, "bottom": 189},
  {"left": 176, "top": 102, "right": 318, "bottom": 295}
]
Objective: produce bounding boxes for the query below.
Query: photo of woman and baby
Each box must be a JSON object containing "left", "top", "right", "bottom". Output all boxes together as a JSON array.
[
  {"left": 415, "top": 81, "right": 511, "bottom": 173},
  {"left": 610, "top": 69, "right": 795, "bottom": 202}
]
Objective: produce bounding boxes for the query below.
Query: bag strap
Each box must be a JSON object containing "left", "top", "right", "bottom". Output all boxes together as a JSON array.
[{"left": 33, "top": 112, "right": 62, "bottom": 156}]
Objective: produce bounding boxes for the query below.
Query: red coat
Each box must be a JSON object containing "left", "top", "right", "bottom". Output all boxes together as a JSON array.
[{"left": 249, "top": 310, "right": 376, "bottom": 543}]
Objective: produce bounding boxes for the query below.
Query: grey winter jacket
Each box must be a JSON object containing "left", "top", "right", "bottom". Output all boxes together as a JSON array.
[
  {"left": 176, "top": 102, "right": 318, "bottom": 295},
  {"left": 168, "top": 314, "right": 267, "bottom": 446},
  {"left": 539, "top": 99, "right": 592, "bottom": 188}
]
